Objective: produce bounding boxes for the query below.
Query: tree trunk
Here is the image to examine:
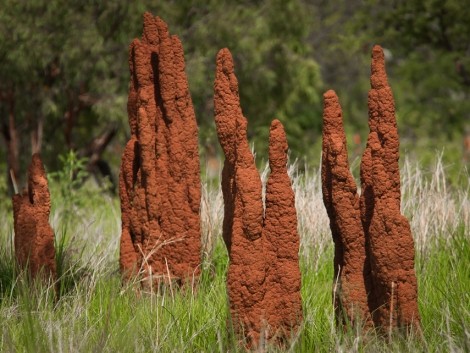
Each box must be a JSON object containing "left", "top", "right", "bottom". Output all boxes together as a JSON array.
[{"left": 1, "top": 89, "right": 20, "bottom": 195}]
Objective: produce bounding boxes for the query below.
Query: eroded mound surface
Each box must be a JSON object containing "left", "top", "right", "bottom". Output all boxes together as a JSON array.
[
  {"left": 119, "top": 13, "right": 201, "bottom": 288},
  {"left": 322, "top": 45, "right": 420, "bottom": 333},
  {"left": 214, "top": 48, "right": 302, "bottom": 348},
  {"left": 12, "top": 153, "right": 56, "bottom": 280}
]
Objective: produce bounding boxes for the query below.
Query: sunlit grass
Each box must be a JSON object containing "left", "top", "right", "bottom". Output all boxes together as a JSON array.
[{"left": 0, "top": 155, "right": 468, "bottom": 352}]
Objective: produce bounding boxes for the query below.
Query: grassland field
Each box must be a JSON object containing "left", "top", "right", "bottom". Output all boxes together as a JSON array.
[{"left": 0, "top": 154, "right": 468, "bottom": 352}]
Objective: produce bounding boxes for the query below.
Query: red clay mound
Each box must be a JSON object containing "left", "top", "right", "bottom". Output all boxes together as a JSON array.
[
  {"left": 214, "top": 48, "right": 265, "bottom": 345},
  {"left": 12, "top": 153, "right": 56, "bottom": 280},
  {"left": 361, "top": 46, "right": 420, "bottom": 332},
  {"left": 321, "top": 90, "right": 372, "bottom": 327},
  {"left": 214, "top": 48, "right": 302, "bottom": 348},
  {"left": 263, "top": 119, "right": 303, "bottom": 344},
  {"left": 119, "top": 13, "right": 201, "bottom": 288},
  {"left": 322, "top": 45, "right": 420, "bottom": 333}
]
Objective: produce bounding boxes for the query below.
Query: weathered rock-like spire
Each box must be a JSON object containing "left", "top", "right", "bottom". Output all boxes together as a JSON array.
[
  {"left": 214, "top": 48, "right": 265, "bottom": 346},
  {"left": 214, "top": 48, "right": 302, "bottom": 348},
  {"left": 322, "top": 45, "right": 420, "bottom": 333},
  {"left": 361, "top": 45, "right": 420, "bottom": 332},
  {"left": 263, "top": 119, "right": 303, "bottom": 344},
  {"left": 119, "top": 13, "right": 201, "bottom": 287},
  {"left": 360, "top": 45, "right": 401, "bottom": 235},
  {"left": 321, "top": 90, "right": 372, "bottom": 326},
  {"left": 12, "top": 153, "right": 56, "bottom": 280}
]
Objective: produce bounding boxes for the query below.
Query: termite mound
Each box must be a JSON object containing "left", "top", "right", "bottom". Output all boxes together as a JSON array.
[
  {"left": 119, "top": 13, "right": 201, "bottom": 288},
  {"left": 322, "top": 45, "right": 420, "bottom": 334},
  {"left": 214, "top": 48, "right": 302, "bottom": 348},
  {"left": 12, "top": 153, "right": 56, "bottom": 280}
]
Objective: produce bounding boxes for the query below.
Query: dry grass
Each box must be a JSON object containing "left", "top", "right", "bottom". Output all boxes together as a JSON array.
[{"left": 0, "top": 154, "right": 468, "bottom": 352}]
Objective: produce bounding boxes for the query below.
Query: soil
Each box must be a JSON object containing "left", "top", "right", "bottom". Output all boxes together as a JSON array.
[
  {"left": 361, "top": 46, "right": 420, "bottom": 331},
  {"left": 119, "top": 13, "right": 201, "bottom": 288},
  {"left": 214, "top": 48, "right": 302, "bottom": 348},
  {"left": 321, "top": 90, "right": 372, "bottom": 327},
  {"left": 322, "top": 45, "right": 421, "bottom": 333},
  {"left": 12, "top": 153, "right": 56, "bottom": 280}
]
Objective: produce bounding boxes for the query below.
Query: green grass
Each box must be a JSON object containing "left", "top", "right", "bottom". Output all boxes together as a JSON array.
[
  {"left": 0, "top": 157, "right": 468, "bottom": 352},
  {"left": 0, "top": 234, "right": 468, "bottom": 352}
]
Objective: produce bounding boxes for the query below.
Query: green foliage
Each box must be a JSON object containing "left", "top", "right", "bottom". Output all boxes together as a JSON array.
[
  {"left": 45, "top": 151, "right": 118, "bottom": 297},
  {"left": 50, "top": 151, "right": 88, "bottom": 188},
  {"left": 0, "top": 1, "right": 150, "bottom": 173},
  {"left": 49, "top": 151, "right": 89, "bottom": 223},
  {"left": 345, "top": 0, "right": 470, "bottom": 172},
  {"left": 0, "top": 167, "right": 9, "bottom": 210},
  {"left": 148, "top": 0, "right": 323, "bottom": 160},
  {"left": 0, "top": 224, "right": 14, "bottom": 298},
  {"left": 0, "top": 0, "right": 324, "bottom": 175},
  {"left": 1, "top": 0, "right": 469, "bottom": 186}
]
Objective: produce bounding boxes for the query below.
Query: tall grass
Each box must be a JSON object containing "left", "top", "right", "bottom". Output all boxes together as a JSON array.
[{"left": 0, "top": 155, "right": 468, "bottom": 352}]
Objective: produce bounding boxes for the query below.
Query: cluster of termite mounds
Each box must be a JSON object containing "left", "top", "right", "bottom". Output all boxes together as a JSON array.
[
  {"left": 117, "top": 13, "right": 303, "bottom": 348},
  {"left": 214, "top": 48, "right": 302, "bottom": 348},
  {"left": 321, "top": 45, "right": 420, "bottom": 334},
  {"left": 7, "top": 11, "right": 422, "bottom": 351},
  {"left": 12, "top": 154, "right": 56, "bottom": 281}
]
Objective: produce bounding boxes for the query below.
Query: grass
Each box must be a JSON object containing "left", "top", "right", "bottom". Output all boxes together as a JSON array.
[{"left": 0, "top": 155, "right": 469, "bottom": 352}]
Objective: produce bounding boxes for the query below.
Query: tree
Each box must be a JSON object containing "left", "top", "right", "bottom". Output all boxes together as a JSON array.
[
  {"left": 349, "top": 0, "right": 470, "bottom": 169},
  {"left": 155, "top": 0, "right": 323, "bottom": 161},
  {"left": 0, "top": 1, "right": 145, "bottom": 192},
  {"left": 0, "top": 0, "right": 324, "bottom": 192}
]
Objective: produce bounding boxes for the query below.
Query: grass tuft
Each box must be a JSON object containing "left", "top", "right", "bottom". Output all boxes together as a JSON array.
[{"left": 0, "top": 156, "right": 468, "bottom": 352}]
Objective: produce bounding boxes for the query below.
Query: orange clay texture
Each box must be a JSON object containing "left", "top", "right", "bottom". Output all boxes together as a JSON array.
[
  {"left": 322, "top": 45, "right": 420, "bottom": 333},
  {"left": 214, "top": 48, "right": 302, "bottom": 348},
  {"left": 12, "top": 153, "right": 56, "bottom": 280},
  {"left": 119, "top": 13, "right": 201, "bottom": 288},
  {"left": 321, "top": 90, "right": 372, "bottom": 327},
  {"left": 361, "top": 46, "right": 420, "bottom": 332}
]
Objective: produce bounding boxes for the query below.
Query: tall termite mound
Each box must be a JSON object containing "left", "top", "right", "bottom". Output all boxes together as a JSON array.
[
  {"left": 263, "top": 119, "right": 303, "bottom": 344},
  {"left": 214, "top": 48, "right": 302, "bottom": 348},
  {"left": 321, "top": 45, "right": 420, "bottom": 333},
  {"left": 119, "top": 13, "right": 201, "bottom": 287},
  {"left": 12, "top": 153, "right": 56, "bottom": 280},
  {"left": 361, "top": 46, "right": 420, "bottom": 331},
  {"left": 321, "top": 90, "right": 372, "bottom": 327}
]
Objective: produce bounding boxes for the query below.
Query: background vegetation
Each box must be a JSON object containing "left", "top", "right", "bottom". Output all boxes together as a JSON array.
[{"left": 1, "top": 0, "right": 469, "bottom": 193}]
